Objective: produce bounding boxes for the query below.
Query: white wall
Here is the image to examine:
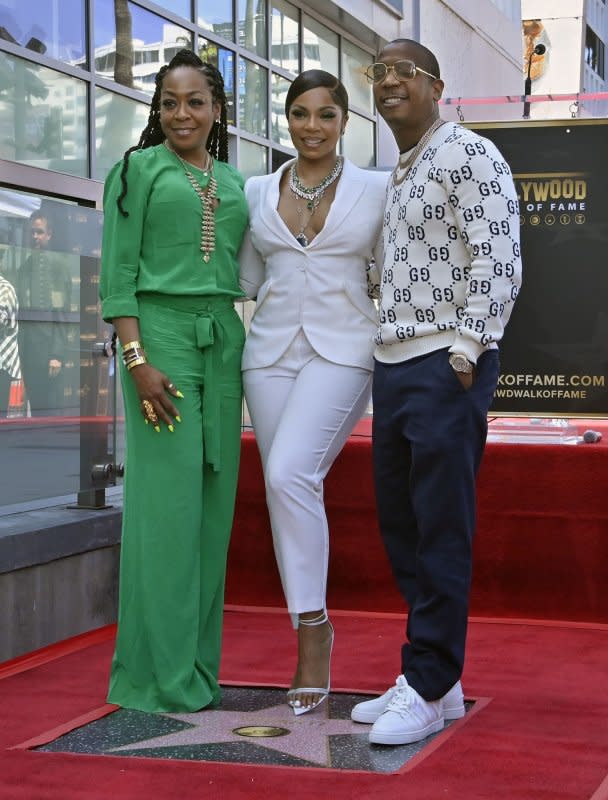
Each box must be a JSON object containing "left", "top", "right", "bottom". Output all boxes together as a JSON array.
[{"left": 423, "top": 0, "right": 523, "bottom": 99}]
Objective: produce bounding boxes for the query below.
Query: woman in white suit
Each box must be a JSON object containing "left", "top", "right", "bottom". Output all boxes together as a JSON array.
[{"left": 239, "top": 70, "right": 388, "bottom": 715}]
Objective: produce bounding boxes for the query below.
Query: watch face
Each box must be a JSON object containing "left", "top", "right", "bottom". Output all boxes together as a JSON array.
[{"left": 449, "top": 354, "right": 472, "bottom": 373}]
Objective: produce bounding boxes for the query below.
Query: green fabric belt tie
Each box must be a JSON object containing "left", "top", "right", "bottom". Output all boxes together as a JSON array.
[
  {"left": 195, "top": 310, "right": 224, "bottom": 472},
  {"left": 138, "top": 293, "right": 235, "bottom": 473}
]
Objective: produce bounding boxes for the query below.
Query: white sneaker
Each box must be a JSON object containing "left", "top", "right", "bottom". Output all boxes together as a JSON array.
[
  {"left": 443, "top": 680, "right": 465, "bottom": 720},
  {"left": 351, "top": 678, "right": 465, "bottom": 723},
  {"left": 368, "top": 675, "right": 444, "bottom": 745}
]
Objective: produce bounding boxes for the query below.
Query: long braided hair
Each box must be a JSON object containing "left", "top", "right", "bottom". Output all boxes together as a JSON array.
[{"left": 116, "top": 49, "right": 229, "bottom": 217}]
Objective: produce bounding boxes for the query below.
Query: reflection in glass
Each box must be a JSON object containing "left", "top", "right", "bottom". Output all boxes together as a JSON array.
[
  {"left": 341, "top": 39, "right": 373, "bottom": 114},
  {"left": 271, "top": 1, "right": 299, "bottom": 71},
  {"left": 0, "top": 188, "right": 117, "bottom": 507},
  {"left": 199, "top": 39, "right": 236, "bottom": 126},
  {"left": 94, "top": 0, "right": 192, "bottom": 95},
  {"left": 199, "top": 0, "right": 234, "bottom": 42},
  {"left": 0, "top": 52, "right": 88, "bottom": 177},
  {"left": 0, "top": 0, "right": 86, "bottom": 68},
  {"left": 343, "top": 112, "right": 375, "bottom": 168},
  {"left": 302, "top": 14, "right": 338, "bottom": 75},
  {"left": 271, "top": 73, "right": 292, "bottom": 147},
  {"left": 238, "top": 0, "right": 267, "bottom": 58},
  {"left": 95, "top": 88, "right": 151, "bottom": 180},
  {"left": 238, "top": 58, "right": 268, "bottom": 137},
  {"left": 149, "top": 0, "right": 190, "bottom": 20},
  {"left": 240, "top": 139, "right": 268, "bottom": 179},
  {"left": 272, "top": 149, "right": 293, "bottom": 173}
]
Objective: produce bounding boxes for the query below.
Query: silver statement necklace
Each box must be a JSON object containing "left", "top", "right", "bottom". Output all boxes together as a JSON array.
[
  {"left": 289, "top": 156, "right": 344, "bottom": 247},
  {"left": 163, "top": 140, "right": 217, "bottom": 263},
  {"left": 391, "top": 118, "right": 446, "bottom": 187}
]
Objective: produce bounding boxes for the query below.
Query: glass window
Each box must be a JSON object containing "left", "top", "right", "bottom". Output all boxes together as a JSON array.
[
  {"left": 0, "top": 189, "right": 117, "bottom": 508},
  {"left": 271, "top": 73, "right": 292, "bottom": 147},
  {"left": 199, "top": 0, "right": 234, "bottom": 41},
  {"left": 238, "top": 0, "right": 267, "bottom": 58},
  {"left": 94, "top": 88, "right": 151, "bottom": 180},
  {"left": 341, "top": 38, "right": 373, "bottom": 114},
  {"left": 150, "top": 0, "right": 191, "bottom": 19},
  {"left": 238, "top": 57, "right": 268, "bottom": 138},
  {"left": 0, "top": 0, "right": 86, "bottom": 68},
  {"left": 0, "top": 52, "right": 88, "bottom": 177},
  {"left": 343, "top": 112, "right": 375, "bottom": 168},
  {"left": 271, "top": 1, "right": 299, "bottom": 71},
  {"left": 239, "top": 139, "right": 268, "bottom": 179},
  {"left": 272, "top": 149, "right": 293, "bottom": 173},
  {"left": 94, "top": 0, "right": 192, "bottom": 95},
  {"left": 585, "top": 26, "right": 606, "bottom": 79},
  {"left": 199, "top": 39, "right": 236, "bottom": 126},
  {"left": 302, "top": 14, "right": 338, "bottom": 75}
]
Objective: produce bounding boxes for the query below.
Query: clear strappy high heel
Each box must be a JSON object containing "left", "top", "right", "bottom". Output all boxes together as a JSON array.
[{"left": 287, "top": 611, "right": 334, "bottom": 716}]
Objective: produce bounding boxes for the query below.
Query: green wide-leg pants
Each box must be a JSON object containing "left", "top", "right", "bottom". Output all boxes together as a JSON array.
[{"left": 107, "top": 295, "right": 245, "bottom": 712}]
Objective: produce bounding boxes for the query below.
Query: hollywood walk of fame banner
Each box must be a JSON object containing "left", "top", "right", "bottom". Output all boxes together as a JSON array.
[{"left": 469, "top": 118, "right": 608, "bottom": 417}]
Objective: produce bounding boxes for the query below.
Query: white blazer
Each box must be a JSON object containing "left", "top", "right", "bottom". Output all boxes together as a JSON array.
[{"left": 239, "top": 158, "right": 389, "bottom": 371}]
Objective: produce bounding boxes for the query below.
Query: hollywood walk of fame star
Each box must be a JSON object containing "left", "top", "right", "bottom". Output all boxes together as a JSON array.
[{"left": 109, "top": 699, "right": 367, "bottom": 766}]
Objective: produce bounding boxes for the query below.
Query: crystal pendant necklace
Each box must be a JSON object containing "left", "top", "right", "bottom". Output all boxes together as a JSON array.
[
  {"left": 163, "top": 141, "right": 217, "bottom": 263},
  {"left": 289, "top": 157, "right": 344, "bottom": 247}
]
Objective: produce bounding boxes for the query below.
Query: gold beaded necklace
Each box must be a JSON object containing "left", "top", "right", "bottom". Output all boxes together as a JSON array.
[{"left": 163, "top": 140, "right": 218, "bottom": 263}]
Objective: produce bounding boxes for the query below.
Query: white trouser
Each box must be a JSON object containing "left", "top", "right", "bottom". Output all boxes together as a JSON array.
[{"left": 243, "top": 331, "right": 371, "bottom": 624}]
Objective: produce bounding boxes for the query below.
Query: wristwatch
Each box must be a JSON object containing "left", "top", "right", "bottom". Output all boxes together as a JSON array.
[{"left": 448, "top": 353, "right": 474, "bottom": 374}]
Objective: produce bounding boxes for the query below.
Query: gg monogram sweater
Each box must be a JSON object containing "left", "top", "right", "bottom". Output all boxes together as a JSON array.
[{"left": 375, "top": 121, "right": 522, "bottom": 365}]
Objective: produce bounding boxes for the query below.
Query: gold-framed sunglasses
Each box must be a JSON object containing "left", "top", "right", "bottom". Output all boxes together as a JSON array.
[{"left": 365, "top": 60, "right": 439, "bottom": 84}]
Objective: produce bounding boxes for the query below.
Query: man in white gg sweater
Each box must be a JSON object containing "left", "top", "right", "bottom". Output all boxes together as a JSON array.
[{"left": 351, "top": 39, "right": 522, "bottom": 745}]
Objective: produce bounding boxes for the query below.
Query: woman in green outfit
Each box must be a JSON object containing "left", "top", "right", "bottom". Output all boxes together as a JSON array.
[{"left": 99, "top": 50, "right": 248, "bottom": 712}]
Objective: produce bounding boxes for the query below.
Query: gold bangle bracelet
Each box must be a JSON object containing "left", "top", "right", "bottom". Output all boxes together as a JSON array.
[
  {"left": 122, "top": 340, "right": 143, "bottom": 351},
  {"left": 126, "top": 357, "right": 148, "bottom": 371},
  {"left": 123, "top": 347, "right": 146, "bottom": 361},
  {"left": 123, "top": 346, "right": 146, "bottom": 363}
]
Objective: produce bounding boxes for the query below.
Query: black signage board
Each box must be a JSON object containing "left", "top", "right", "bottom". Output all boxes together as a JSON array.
[{"left": 469, "top": 119, "right": 608, "bottom": 417}]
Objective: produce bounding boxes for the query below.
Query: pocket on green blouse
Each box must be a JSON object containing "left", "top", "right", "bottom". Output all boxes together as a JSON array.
[{"left": 147, "top": 201, "right": 197, "bottom": 248}]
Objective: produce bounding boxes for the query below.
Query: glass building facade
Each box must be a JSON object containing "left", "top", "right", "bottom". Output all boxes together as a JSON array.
[{"left": 0, "top": 0, "right": 379, "bottom": 511}]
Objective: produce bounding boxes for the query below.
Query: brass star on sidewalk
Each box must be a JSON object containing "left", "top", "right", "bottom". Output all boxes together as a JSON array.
[{"left": 109, "top": 700, "right": 366, "bottom": 766}]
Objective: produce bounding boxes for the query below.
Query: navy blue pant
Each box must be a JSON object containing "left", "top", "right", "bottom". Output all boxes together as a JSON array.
[{"left": 372, "top": 347, "right": 499, "bottom": 701}]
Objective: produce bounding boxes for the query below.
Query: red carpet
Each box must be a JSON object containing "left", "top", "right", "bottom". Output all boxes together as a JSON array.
[
  {"left": 1, "top": 609, "right": 608, "bottom": 799},
  {"left": 2, "top": 429, "right": 608, "bottom": 798}
]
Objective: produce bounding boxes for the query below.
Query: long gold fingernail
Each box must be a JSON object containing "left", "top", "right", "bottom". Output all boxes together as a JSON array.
[
  {"left": 175, "top": 416, "right": 182, "bottom": 423},
  {"left": 168, "top": 424, "right": 174, "bottom": 433},
  {"left": 176, "top": 390, "right": 184, "bottom": 398},
  {"left": 154, "top": 425, "right": 161, "bottom": 433}
]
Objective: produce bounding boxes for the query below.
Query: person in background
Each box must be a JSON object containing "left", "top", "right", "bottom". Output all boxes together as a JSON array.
[
  {"left": 350, "top": 39, "right": 522, "bottom": 744},
  {"left": 17, "top": 212, "right": 71, "bottom": 415},
  {"left": 100, "top": 49, "right": 248, "bottom": 713},
  {"left": 0, "top": 272, "right": 21, "bottom": 417},
  {"left": 239, "top": 69, "right": 388, "bottom": 716}
]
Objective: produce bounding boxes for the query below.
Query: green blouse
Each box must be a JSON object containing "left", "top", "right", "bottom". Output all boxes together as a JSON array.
[{"left": 100, "top": 144, "right": 248, "bottom": 321}]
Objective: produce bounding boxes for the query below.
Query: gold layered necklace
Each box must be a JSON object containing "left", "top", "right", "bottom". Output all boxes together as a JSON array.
[
  {"left": 391, "top": 118, "right": 446, "bottom": 187},
  {"left": 163, "top": 140, "right": 218, "bottom": 263}
]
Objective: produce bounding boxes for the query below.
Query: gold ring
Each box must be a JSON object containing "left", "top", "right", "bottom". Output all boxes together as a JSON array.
[{"left": 142, "top": 399, "right": 158, "bottom": 424}]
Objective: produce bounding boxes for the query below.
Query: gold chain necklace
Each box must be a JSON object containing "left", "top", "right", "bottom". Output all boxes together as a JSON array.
[
  {"left": 163, "top": 141, "right": 217, "bottom": 263},
  {"left": 391, "top": 118, "right": 446, "bottom": 187}
]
